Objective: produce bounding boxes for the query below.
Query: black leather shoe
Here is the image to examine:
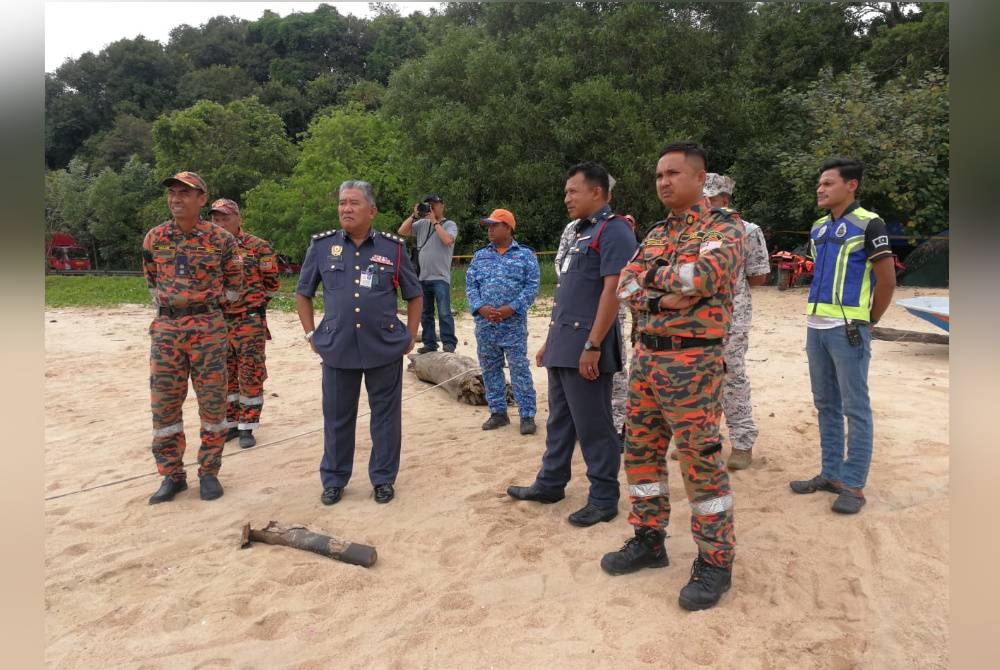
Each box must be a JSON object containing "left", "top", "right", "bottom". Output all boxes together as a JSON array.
[
  {"left": 225, "top": 426, "right": 240, "bottom": 442},
  {"left": 416, "top": 345, "right": 437, "bottom": 354},
  {"left": 678, "top": 555, "right": 732, "bottom": 611},
  {"left": 507, "top": 484, "right": 564, "bottom": 504},
  {"left": 601, "top": 527, "right": 669, "bottom": 575},
  {"left": 374, "top": 483, "right": 395, "bottom": 504},
  {"left": 482, "top": 413, "right": 510, "bottom": 430},
  {"left": 568, "top": 503, "right": 618, "bottom": 527},
  {"left": 321, "top": 486, "right": 343, "bottom": 505},
  {"left": 199, "top": 474, "right": 224, "bottom": 501},
  {"left": 519, "top": 417, "right": 537, "bottom": 435},
  {"left": 443, "top": 344, "right": 456, "bottom": 353},
  {"left": 149, "top": 476, "right": 187, "bottom": 505},
  {"left": 238, "top": 429, "right": 256, "bottom": 449}
]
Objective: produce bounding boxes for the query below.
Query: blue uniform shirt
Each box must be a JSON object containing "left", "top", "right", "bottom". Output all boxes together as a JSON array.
[
  {"left": 542, "top": 205, "right": 638, "bottom": 371},
  {"left": 465, "top": 238, "right": 540, "bottom": 333},
  {"left": 296, "top": 227, "right": 421, "bottom": 369}
]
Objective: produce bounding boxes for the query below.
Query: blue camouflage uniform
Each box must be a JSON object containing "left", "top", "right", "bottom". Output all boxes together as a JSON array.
[
  {"left": 465, "top": 239, "right": 540, "bottom": 418},
  {"left": 295, "top": 227, "right": 421, "bottom": 490},
  {"left": 535, "top": 205, "right": 638, "bottom": 508}
]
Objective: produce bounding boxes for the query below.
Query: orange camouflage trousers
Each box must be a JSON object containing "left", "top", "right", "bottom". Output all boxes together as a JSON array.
[
  {"left": 225, "top": 314, "right": 268, "bottom": 430},
  {"left": 149, "top": 312, "right": 229, "bottom": 478},
  {"left": 624, "top": 342, "right": 735, "bottom": 568}
]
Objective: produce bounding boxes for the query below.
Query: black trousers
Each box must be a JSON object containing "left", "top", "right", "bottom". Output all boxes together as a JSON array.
[
  {"left": 320, "top": 359, "right": 403, "bottom": 488},
  {"left": 535, "top": 367, "right": 621, "bottom": 508}
]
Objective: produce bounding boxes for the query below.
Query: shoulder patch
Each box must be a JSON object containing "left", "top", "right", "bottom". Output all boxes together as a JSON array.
[
  {"left": 518, "top": 243, "right": 535, "bottom": 253},
  {"left": 311, "top": 229, "right": 338, "bottom": 241},
  {"left": 379, "top": 231, "right": 404, "bottom": 244}
]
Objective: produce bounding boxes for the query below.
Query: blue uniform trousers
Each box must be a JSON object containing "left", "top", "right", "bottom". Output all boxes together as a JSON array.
[
  {"left": 476, "top": 324, "right": 536, "bottom": 417},
  {"left": 320, "top": 359, "right": 402, "bottom": 488},
  {"left": 535, "top": 367, "right": 620, "bottom": 508}
]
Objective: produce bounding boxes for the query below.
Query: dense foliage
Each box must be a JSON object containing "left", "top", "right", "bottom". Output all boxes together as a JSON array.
[{"left": 45, "top": 2, "right": 948, "bottom": 268}]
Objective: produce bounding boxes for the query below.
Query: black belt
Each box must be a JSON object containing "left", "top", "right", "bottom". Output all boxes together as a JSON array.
[
  {"left": 158, "top": 304, "right": 218, "bottom": 318},
  {"left": 639, "top": 333, "right": 722, "bottom": 351},
  {"left": 224, "top": 305, "right": 266, "bottom": 320}
]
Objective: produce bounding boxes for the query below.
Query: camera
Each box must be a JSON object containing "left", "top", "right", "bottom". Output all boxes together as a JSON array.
[{"left": 415, "top": 202, "right": 431, "bottom": 218}]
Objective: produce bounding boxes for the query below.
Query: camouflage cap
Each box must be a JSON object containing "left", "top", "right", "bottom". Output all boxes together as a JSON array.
[
  {"left": 703, "top": 173, "right": 735, "bottom": 198},
  {"left": 162, "top": 171, "right": 208, "bottom": 192},
  {"left": 209, "top": 198, "right": 240, "bottom": 215}
]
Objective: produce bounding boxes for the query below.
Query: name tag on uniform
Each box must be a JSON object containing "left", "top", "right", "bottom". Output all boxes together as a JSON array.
[{"left": 360, "top": 271, "right": 374, "bottom": 288}]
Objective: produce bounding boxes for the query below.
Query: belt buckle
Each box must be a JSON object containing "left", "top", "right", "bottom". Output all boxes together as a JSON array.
[{"left": 670, "top": 335, "right": 683, "bottom": 350}]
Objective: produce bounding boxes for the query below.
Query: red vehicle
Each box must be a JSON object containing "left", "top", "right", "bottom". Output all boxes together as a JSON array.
[
  {"left": 46, "top": 232, "right": 91, "bottom": 272},
  {"left": 276, "top": 254, "right": 302, "bottom": 276},
  {"left": 770, "top": 250, "right": 813, "bottom": 290}
]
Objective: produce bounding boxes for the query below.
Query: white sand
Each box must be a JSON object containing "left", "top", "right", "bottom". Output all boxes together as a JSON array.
[{"left": 45, "top": 286, "right": 949, "bottom": 668}]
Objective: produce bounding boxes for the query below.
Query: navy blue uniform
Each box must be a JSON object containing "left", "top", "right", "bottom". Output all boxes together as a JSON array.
[
  {"left": 466, "top": 239, "right": 540, "bottom": 417},
  {"left": 296, "top": 227, "right": 421, "bottom": 489},
  {"left": 535, "top": 205, "right": 638, "bottom": 507}
]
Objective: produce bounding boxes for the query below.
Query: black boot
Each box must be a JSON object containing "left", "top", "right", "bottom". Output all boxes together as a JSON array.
[
  {"left": 678, "top": 555, "right": 732, "bottom": 611},
  {"left": 482, "top": 412, "right": 510, "bottom": 430},
  {"left": 238, "top": 429, "right": 256, "bottom": 449},
  {"left": 225, "top": 426, "right": 240, "bottom": 442},
  {"left": 148, "top": 476, "right": 187, "bottom": 505},
  {"left": 600, "top": 526, "right": 669, "bottom": 575}
]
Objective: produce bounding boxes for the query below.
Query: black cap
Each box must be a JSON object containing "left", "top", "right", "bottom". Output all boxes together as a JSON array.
[{"left": 423, "top": 194, "right": 443, "bottom": 204}]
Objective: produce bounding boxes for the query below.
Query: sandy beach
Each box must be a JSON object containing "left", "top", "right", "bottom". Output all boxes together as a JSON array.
[{"left": 44, "top": 285, "right": 949, "bottom": 669}]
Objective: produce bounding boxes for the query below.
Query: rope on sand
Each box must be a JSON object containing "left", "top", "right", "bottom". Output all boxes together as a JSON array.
[{"left": 43, "top": 366, "right": 481, "bottom": 502}]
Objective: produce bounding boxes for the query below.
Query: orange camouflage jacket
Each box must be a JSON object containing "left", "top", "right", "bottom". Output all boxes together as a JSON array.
[
  {"left": 618, "top": 198, "right": 745, "bottom": 340},
  {"left": 225, "top": 231, "right": 280, "bottom": 314},
  {"left": 142, "top": 220, "right": 242, "bottom": 309}
]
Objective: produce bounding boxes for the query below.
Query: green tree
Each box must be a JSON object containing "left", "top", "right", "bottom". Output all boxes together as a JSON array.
[
  {"left": 243, "top": 105, "right": 414, "bottom": 259},
  {"left": 777, "top": 66, "right": 948, "bottom": 239},
  {"left": 176, "top": 65, "right": 261, "bottom": 106},
  {"left": 78, "top": 113, "right": 154, "bottom": 172},
  {"left": 152, "top": 97, "right": 298, "bottom": 202},
  {"left": 87, "top": 158, "right": 162, "bottom": 270}
]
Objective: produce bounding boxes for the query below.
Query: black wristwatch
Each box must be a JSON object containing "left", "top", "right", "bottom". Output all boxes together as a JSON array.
[{"left": 583, "top": 340, "right": 599, "bottom": 351}]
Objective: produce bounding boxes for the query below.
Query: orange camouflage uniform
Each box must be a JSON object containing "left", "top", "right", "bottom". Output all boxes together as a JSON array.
[
  {"left": 617, "top": 197, "right": 744, "bottom": 568},
  {"left": 224, "top": 232, "right": 279, "bottom": 432},
  {"left": 142, "top": 219, "right": 242, "bottom": 480}
]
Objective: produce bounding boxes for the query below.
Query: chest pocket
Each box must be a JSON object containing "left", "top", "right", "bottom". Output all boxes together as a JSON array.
[
  {"left": 565, "top": 243, "right": 599, "bottom": 274},
  {"left": 321, "top": 262, "right": 346, "bottom": 289},
  {"left": 189, "top": 247, "right": 221, "bottom": 274}
]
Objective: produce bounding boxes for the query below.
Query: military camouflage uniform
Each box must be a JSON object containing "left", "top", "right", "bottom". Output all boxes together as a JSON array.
[
  {"left": 142, "top": 220, "right": 242, "bottom": 480},
  {"left": 223, "top": 231, "right": 280, "bottom": 433},
  {"left": 617, "top": 198, "right": 744, "bottom": 568},
  {"left": 722, "top": 217, "right": 770, "bottom": 453},
  {"left": 556, "top": 219, "right": 631, "bottom": 433},
  {"left": 466, "top": 238, "right": 540, "bottom": 418}
]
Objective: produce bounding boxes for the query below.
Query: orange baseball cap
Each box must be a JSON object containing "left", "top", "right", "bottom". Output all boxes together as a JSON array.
[{"left": 480, "top": 208, "right": 516, "bottom": 230}]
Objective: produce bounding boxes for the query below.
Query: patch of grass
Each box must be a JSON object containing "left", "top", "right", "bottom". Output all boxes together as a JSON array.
[{"left": 44, "top": 265, "right": 560, "bottom": 314}]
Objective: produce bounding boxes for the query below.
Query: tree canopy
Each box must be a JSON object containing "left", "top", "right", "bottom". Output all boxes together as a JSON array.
[{"left": 44, "top": 2, "right": 949, "bottom": 267}]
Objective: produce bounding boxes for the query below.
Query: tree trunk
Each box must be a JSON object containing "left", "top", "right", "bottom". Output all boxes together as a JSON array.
[
  {"left": 870, "top": 326, "right": 949, "bottom": 345},
  {"left": 240, "top": 521, "right": 377, "bottom": 567},
  {"left": 407, "top": 351, "right": 511, "bottom": 405}
]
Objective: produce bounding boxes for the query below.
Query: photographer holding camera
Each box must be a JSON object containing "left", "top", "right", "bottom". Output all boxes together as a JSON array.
[{"left": 398, "top": 194, "right": 459, "bottom": 353}]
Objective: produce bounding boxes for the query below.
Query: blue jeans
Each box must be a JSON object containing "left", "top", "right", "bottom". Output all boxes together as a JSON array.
[
  {"left": 806, "top": 324, "right": 873, "bottom": 489},
  {"left": 420, "top": 280, "right": 457, "bottom": 349}
]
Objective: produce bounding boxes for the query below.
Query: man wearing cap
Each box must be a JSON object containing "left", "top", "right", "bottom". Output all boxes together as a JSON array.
[
  {"left": 465, "top": 208, "right": 540, "bottom": 435},
  {"left": 602, "top": 142, "right": 744, "bottom": 611},
  {"left": 142, "top": 171, "right": 243, "bottom": 504},
  {"left": 702, "top": 173, "right": 770, "bottom": 470},
  {"left": 507, "top": 161, "right": 637, "bottom": 528},
  {"left": 398, "top": 194, "right": 459, "bottom": 353},
  {"left": 208, "top": 198, "right": 280, "bottom": 450},
  {"left": 296, "top": 180, "right": 422, "bottom": 506}
]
